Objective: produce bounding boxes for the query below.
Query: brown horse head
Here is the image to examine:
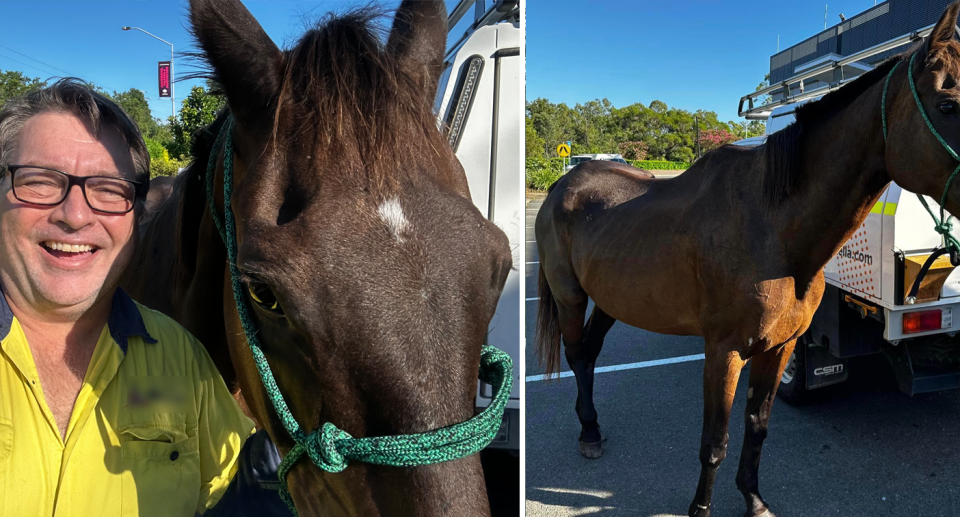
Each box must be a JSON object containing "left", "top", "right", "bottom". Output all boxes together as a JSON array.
[
  {"left": 187, "top": 0, "right": 512, "bottom": 515},
  {"left": 884, "top": 1, "right": 960, "bottom": 215}
]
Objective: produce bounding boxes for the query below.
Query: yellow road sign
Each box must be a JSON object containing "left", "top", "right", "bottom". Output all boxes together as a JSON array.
[{"left": 557, "top": 143, "right": 571, "bottom": 157}]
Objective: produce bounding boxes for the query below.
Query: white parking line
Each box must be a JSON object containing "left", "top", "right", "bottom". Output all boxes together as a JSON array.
[
  {"left": 526, "top": 261, "right": 539, "bottom": 265},
  {"left": 525, "top": 297, "right": 537, "bottom": 301},
  {"left": 525, "top": 353, "right": 706, "bottom": 382}
]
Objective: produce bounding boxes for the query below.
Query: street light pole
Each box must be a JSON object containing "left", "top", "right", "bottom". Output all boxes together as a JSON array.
[{"left": 121, "top": 26, "right": 174, "bottom": 120}]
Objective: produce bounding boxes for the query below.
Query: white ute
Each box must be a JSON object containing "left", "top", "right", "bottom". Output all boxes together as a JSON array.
[
  {"left": 435, "top": 0, "right": 521, "bottom": 449},
  {"left": 734, "top": 102, "right": 960, "bottom": 404}
]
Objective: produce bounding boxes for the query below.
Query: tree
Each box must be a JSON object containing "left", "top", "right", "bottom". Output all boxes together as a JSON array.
[
  {"left": 525, "top": 97, "right": 747, "bottom": 163},
  {"left": 570, "top": 98, "right": 615, "bottom": 153},
  {"left": 747, "top": 119, "right": 766, "bottom": 138},
  {"left": 727, "top": 120, "right": 766, "bottom": 140},
  {"left": 608, "top": 103, "right": 649, "bottom": 145},
  {"left": 618, "top": 141, "right": 648, "bottom": 160},
  {"left": 168, "top": 82, "right": 225, "bottom": 159},
  {"left": 109, "top": 88, "right": 172, "bottom": 144},
  {"left": 755, "top": 74, "right": 772, "bottom": 107},
  {"left": 527, "top": 98, "right": 574, "bottom": 157},
  {"left": 700, "top": 129, "right": 738, "bottom": 153},
  {"left": 525, "top": 117, "right": 546, "bottom": 159},
  {"left": 0, "top": 69, "right": 46, "bottom": 108},
  {"left": 648, "top": 100, "right": 667, "bottom": 114}
]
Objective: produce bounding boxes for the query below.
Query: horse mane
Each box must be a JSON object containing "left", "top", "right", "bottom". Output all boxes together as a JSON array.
[
  {"left": 280, "top": 9, "right": 443, "bottom": 181},
  {"left": 184, "top": 6, "right": 443, "bottom": 188},
  {"left": 762, "top": 52, "right": 907, "bottom": 205}
]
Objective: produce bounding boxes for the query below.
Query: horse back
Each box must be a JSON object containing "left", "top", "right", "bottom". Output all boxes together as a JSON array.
[{"left": 548, "top": 160, "right": 655, "bottom": 213}]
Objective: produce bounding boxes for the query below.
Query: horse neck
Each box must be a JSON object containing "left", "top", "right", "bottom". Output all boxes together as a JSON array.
[
  {"left": 773, "top": 80, "right": 892, "bottom": 287},
  {"left": 127, "top": 168, "right": 235, "bottom": 390}
]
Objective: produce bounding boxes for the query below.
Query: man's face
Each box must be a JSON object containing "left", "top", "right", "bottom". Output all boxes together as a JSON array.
[{"left": 0, "top": 111, "right": 138, "bottom": 315}]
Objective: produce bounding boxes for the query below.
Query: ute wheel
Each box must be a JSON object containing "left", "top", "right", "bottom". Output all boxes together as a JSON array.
[
  {"left": 910, "top": 337, "right": 960, "bottom": 367},
  {"left": 777, "top": 337, "right": 811, "bottom": 405}
]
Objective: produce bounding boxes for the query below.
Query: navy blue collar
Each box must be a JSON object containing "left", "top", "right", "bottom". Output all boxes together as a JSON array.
[
  {"left": 108, "top": 288, "right": 158, "bottom": 354},
  {"left": 0, "top": 288, "right": 13, "bottom": 344},
  {"left": 0, "top": 287, "right": 156, "bottom": 354}
]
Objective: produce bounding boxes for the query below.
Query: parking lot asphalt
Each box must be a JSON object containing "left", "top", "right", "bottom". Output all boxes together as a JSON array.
[{"left": 524, "top": 197, "right": 960, "bottom": 517}]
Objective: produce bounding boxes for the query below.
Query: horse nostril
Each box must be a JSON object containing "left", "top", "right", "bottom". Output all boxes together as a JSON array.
[{"left": 248, "top": 282, "right": 283, "bottom": 313}]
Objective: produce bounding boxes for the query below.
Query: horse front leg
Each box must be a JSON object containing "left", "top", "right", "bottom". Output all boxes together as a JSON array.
[
  {"left": 735, "top": 340, "right": 795, "bottom": 517},
  {"left": 689, "top": 347, "right": 745, "bottom": 517},
  {"left": 563, "top": 304, "right": 615, "bottom": 458}
]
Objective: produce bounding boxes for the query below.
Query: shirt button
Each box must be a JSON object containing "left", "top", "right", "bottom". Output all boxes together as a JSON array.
[{"left": 170, "top": 451, "right": 179, "bottom": 461}]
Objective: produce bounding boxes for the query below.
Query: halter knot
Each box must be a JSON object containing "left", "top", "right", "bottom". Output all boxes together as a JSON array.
[
  {"left": 304, "top": 423, "right": 353, "bottom": 473},
  {"left": 936, "top": 220, "right": 954, "bottom": 234}
]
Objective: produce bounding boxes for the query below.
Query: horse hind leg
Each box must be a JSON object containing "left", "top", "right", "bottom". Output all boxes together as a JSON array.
[
  {"left": 689, "top": 346, "right": 746, "bottom": 517},
  {"left": 735, "top": 340, "right": 796, "bottom": 517},
  {"left": 564, "top": 304, "right": 616, "bottom": 459}
]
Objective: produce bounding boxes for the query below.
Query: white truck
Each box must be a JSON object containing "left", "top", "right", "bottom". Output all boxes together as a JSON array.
[
  {"left": 435, "top": 0, "right": 521, "bottom": 450},
  {"left": 563, "top": 153, "right": 629, "bottom": 173},
  {"left": 736, "top": 24, "right": 960, "bottom": 404}
]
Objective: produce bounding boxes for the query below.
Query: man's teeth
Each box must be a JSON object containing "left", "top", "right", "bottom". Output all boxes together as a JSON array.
[{"left": 44, "top": 241, "right": 94, "bottom": 253}]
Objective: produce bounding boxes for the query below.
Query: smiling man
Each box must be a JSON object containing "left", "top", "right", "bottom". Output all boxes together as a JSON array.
[{"left": 0, "top": 79, "right": 255, "bottom": 516}]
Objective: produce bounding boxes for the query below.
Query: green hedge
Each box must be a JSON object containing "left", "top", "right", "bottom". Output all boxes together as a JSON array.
[
  {"left": 144, "top": 136, "right": 188, "bottom": 178},
  {"left": 629, "top": 160, "right": 689, "bottom": 170},
  {"left": 525, "top": 157, "right": 565, "bottom": 191}
]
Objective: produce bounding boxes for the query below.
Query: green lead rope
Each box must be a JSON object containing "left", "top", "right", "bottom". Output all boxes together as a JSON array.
[
  {"left": 204, "top": 116, "right": 514, "bottom": 515},
  {"left": 883, "top": 53, "right": 960, "bottom": 261}
]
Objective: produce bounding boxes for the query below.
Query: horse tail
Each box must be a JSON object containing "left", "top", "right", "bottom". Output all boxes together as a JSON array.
[{"left": 535, "top": 265, "right": 562, "bottom": 378}]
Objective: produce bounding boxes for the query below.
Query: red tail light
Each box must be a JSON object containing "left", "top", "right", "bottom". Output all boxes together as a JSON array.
[{"left": 902, "top": 310, "right": 942, "bottom": 334}]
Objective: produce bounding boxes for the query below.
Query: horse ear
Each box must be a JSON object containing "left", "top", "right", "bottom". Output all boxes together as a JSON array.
[
  {"left": 928, "top": 1, "right": 960, "bottom": 52},
  {"left": 189, "top": 0, "right": 283, "bottom": 124},
  {"left": 387, "top": 0, "right": 447, "bottom": 101}
]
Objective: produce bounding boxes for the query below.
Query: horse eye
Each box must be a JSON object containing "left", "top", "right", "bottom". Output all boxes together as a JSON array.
[
  {"left": 248, "top": 282, "right": 283, "bottom": 314},
  {"left": 938, "top": 101, "right": 957, "bottom": 115}
]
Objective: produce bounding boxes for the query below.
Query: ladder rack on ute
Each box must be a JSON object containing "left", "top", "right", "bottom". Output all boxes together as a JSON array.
[
  {"left": 738, "top": 23, "right": 941, "bottom": 119},
  {"left": 446, "top": 0, "right": 519, "bottom": 62}
]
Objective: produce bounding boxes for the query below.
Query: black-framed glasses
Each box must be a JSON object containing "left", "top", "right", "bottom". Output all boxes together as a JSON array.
[{"left": 5, "top": 165, "right": 141, "bottom": 214}]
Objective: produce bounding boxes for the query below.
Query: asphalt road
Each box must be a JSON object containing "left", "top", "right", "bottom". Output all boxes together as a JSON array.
[{"left": 524, "top": 196, "right": 960, "bottom": 517}]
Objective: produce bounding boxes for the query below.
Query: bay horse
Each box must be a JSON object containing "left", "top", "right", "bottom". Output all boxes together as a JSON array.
[
  {"left": 122, "top": 0, "right": 512, "bottom": 515},
  {"left": 535, "top": 3, "right": 960, "bottom": 517}
]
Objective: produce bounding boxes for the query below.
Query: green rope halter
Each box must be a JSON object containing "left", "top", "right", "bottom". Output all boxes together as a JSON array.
[
  {"left": 882, "top": 53, "right": 960, "bottom": 263},
  {"left": 204, "top": 116, "right": 514, "bottom": 515}
]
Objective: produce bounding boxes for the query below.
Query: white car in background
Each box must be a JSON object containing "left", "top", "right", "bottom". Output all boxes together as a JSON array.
[{"left": 564, "top": 153, "right": 629, "bottom": 173}]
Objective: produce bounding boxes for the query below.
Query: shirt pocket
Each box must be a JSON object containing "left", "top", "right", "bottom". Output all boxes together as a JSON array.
[
  {"left": 0, "top": 416, "right": 11, "bottom": 504},
  {"left": 0, "top": 416, "right": 12, "bottom": 462},
  {"left": 120, "top": 413, "right": 201, "bottom": 517}
]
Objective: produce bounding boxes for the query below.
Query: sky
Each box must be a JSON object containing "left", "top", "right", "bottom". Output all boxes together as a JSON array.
[
  {"left": 526, "top": 0, "right": 894, "bottom": 123},
  {"left": 0, "top": 0, "right": 897, "bottom": 125},
  {"left": 0, "top": 0, "right": 478, "bottom": 121}
]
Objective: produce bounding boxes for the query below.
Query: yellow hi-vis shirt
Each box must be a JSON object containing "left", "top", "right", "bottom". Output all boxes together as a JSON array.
[{"left": 0, "top": 288, "right": 256, "bottom": 516}]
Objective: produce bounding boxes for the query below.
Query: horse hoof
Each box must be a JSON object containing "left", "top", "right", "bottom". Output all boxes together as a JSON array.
[
  {"left": 744, "top": 510, "right": 776, "bottom": 517},
  {"left": 578, "top": 439, "right": 604, "bottom": 459},
  {"left": 688, "top": 504, "right": 710, "bottom": 517}
]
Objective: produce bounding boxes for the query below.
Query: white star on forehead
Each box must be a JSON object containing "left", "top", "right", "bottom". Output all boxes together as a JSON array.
[{"left": 378, "top": 198, "right": 411, "bottom": 243}]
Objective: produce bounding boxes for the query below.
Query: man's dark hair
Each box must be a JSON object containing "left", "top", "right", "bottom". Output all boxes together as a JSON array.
[{"left": 0, "top": 78, "right": 151, "bottom": 203}]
